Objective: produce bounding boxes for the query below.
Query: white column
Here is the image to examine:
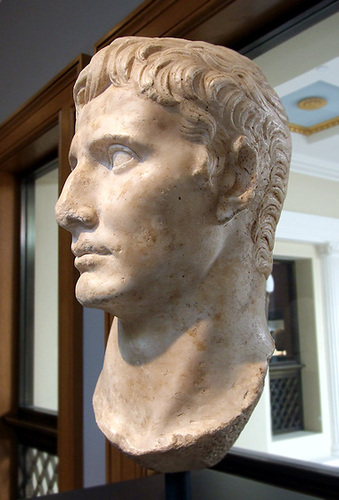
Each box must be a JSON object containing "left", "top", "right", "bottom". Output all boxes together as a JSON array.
[{"left": 318, "top": 242, "right": 339, "bottom": 456}]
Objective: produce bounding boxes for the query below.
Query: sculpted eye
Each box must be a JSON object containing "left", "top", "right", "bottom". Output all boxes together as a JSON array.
[{"left": 108, "top": 145, "right": 137, "bottom": 172}]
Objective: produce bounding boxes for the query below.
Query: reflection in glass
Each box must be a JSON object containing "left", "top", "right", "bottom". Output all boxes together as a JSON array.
[
  {"left": 267, "top": 260, "right": 304, "bottom": 435},
  {"left": 18, "top": 444, "right": 58, "bottom": 498},
  {"left": 20, "top": 160, "right": 59, "bottom": 412},
  {"left": 234, "top": 11, "right": 339, "bottom": 469},
  {"left": 268, "top": 260, "right": 300, "bottom": 362}
]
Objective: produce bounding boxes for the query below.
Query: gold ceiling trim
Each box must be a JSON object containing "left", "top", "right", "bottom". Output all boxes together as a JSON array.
[{"left": 289, "top": 116, "right": 339, "bottom": 135}]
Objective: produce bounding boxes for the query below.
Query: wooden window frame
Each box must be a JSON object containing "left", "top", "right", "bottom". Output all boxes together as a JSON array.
[
  {"left": 94, "top": 0, "right": 338, "bottom": 56},
  {"left": 96, "top": 0, "right": 339, "bottom": 496},
  {"left": 0, "top": 54, "right": 90, "bottom": 498}
]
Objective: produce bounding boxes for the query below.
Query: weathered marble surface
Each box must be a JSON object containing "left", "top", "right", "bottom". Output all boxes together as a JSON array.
[{"left": 55, "top": 37, "right": 291, "bottom": 472}]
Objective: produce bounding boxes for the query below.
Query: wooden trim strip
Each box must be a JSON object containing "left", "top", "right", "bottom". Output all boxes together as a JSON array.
[
  {"left": 4, "top": 410, "right": 58, "bottom": 454},
  {"left": 0, "top": 172, "right": 20, "bottom": 500},
  {"left": 0, "top": 55, "right": 89, "bottom": 171},
  {"left": 57, "top": 103, "right": 84, "bottom": 491},
  {"left": 94, "top": 0, "right": 333, "bottom": 52}
]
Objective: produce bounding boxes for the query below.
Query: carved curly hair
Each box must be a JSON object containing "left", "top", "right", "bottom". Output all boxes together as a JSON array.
[{"left": 74, "top": 36, "right": 291, "bottom": 278}]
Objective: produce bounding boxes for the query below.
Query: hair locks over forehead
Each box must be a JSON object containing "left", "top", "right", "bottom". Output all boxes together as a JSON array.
[{"left": 74, "top": 36, "right": 291, "bottom": 278}]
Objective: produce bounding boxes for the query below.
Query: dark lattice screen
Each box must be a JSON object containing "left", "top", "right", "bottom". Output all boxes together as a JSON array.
[
  {"left": 270, "top": 368, "right": 304, "bottom": 434},
  {"left": 18, "top": 445, "right": 58, "bottom": 498}
]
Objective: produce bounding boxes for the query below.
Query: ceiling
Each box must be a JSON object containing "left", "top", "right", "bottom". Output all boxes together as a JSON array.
[
  {"left": 254, "top": 12, "right": 339, "bottom": 181},
  {"left": 281, "top": 77, "right": 339, "bottom": 130}
]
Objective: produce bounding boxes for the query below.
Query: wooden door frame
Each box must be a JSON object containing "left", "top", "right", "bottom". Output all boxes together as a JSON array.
[
  {"left": 95, "top": 0, "right": 339, "bottom": 493},
  {"left": 0, "top": 53, "right": 90, "bottom": 497}
]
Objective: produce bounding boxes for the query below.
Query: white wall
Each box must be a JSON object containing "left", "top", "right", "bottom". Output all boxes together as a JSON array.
[
  {"left": 254, "top": 13, "right": 339, "bottom": 88},
  {"left": 284, "top": 172, "right": 339, "bottom": 218}
]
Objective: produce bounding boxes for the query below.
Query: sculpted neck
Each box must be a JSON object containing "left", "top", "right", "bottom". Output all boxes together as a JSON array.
[
  {"left": 116, "top": 255, "right": 268, "bottom": 366},
  {"left": 93, "top": 227, "right": 274, "bottom": 471}
]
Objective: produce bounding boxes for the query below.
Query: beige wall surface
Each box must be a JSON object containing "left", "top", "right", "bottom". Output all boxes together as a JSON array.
[{"left": 284, "top": 172, "right": 339, "bottom": 219}]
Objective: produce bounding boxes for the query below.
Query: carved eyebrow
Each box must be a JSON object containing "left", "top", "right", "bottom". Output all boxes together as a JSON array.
[
  {"left": 68, "top": 134, "right": 150, "bottom": 170},
  {"left": 88, "top": 134, "right": 149, "bottom": 159}
]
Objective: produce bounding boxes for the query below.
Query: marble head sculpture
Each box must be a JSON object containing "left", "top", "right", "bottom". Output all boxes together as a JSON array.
[{"left": 56, "top": 36, "right": 291, "bottom": 472}]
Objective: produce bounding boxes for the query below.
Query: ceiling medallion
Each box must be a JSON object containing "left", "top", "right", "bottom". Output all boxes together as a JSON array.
[{"left": 297, "top": 96, "right": 327, "bottom": 110}]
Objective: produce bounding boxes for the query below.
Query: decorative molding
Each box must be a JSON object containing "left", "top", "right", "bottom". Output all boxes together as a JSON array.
[
  {"left": 297, "top": 97, "right": 327, "bottom": 110},
  {"left": 318, "top": 242, "right": 339, "bottom": 457},
  {"left": 289, "top": 116, "right": 339, "bottom": 136},
  {"left": 317, "top": 242, "right": 339, "bottom": 257},
  {"left": 291, "top": 153, "right": 339, "bottom": 182},
  {"left": 276, "top": 210, "right": 339, "bottom": 244}
]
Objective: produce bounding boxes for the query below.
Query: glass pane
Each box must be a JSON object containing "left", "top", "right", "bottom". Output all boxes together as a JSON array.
[
  {"left": 20, "top": 160, "right": 59, "bottom": 412},
  {"left": 233, "top": 11, "right": 339, "bottom": 468}
]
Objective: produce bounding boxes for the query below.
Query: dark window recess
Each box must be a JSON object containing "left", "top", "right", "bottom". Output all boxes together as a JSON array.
[{"left": 267, "top": 259, "right": 304, "bottom": 434}]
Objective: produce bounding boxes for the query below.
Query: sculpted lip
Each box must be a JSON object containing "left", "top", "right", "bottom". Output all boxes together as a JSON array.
[
  {"left": 74, "top": 253, "right": 110, "bottom": 272},
  {"left": 72, "top": 244, "right": 112, "bottom": 258},
  {"left": 72, "top": 245, "right": 113, "bottom": 272}
]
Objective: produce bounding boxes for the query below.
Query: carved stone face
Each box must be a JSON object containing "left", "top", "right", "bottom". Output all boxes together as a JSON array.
[
  {"left": 56, "top": 86, "right": 225, "bottom": 317},
  {"left": 55, "top": 37, "right": 291, "bottom": 472}
]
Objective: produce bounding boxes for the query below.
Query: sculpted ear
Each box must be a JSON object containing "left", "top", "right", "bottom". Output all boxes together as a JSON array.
[{"left": 216, "top": 136, "right": 257, "bottom": 224}]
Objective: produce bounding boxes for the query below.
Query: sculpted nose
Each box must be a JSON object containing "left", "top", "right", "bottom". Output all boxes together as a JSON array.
[{"left": 55, "top": 168, "right": 98, "bottom": 231}]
